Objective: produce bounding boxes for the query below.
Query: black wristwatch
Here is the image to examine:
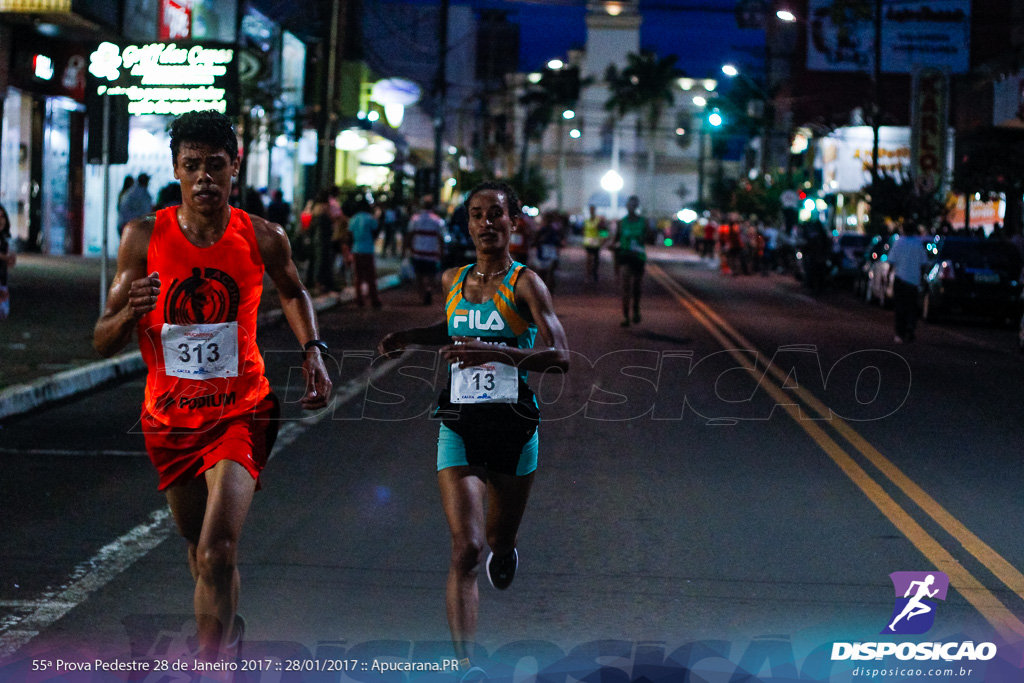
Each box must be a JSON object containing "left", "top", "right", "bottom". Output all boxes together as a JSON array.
[{"left": 303, "top": 339, "right": 329, "bottom": 355}]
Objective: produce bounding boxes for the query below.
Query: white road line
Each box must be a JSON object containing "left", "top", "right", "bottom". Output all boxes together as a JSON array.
[
  {"left": 0, "top": 356, "right": 402, "bottom": 662},
  {"left": 0, "top": 508, "right": 174, "bottom": 661}
]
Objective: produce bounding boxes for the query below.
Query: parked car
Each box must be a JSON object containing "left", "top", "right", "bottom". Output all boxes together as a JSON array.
[
  {"left": 921, "top": 236, "right": 1023, "bottom": 325},
  {"left": 1018, "top": 306, "right": 1024, "bottom": 351},
  {"left": 831, "top": 232, "right": 871, "bottom": 284},
  {"left": 863, "top": 234, "right": 899, "bottom": 306},
  {"left": 853, "top": 235, "right": 886, "bottom": 298}
]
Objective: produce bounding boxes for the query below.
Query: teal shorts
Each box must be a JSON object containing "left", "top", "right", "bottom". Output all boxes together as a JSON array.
[{"left": 436, "top": 423, "right": 538, "bottom": 476}]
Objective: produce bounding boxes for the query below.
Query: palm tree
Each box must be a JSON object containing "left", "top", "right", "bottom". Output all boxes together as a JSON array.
[
  {"left": 605, "top": 50, "right": 683, "bottom": 215},
  {"left": 519, "top": 64, "right": 591, "bottom": 209}
]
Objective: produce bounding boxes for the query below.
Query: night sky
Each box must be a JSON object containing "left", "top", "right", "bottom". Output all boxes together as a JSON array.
[
  {"left": 488, "top": 0, "right": 765, "bottom": 78},
  {"left": 378, "top": 0, "right": 767, "bottom": 79},
  {"left": 250, "top": 0, "right": 768, "bottom": 86}
]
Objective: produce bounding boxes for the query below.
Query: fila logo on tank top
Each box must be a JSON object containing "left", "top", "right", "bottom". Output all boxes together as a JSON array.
[{"left": 445, "top": 263, "right": 536, "bottom": 404}]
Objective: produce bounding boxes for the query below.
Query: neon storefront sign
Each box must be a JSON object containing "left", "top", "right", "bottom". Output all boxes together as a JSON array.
[{"left": 88, "top": 41, "right": 236, "bottom": 116}]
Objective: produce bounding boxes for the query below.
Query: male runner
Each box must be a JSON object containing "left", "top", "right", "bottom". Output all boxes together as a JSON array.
[
  {"left": 94, "top": 110, "right": 332, "bottom": 661},
  {"left": 612, "top": 195, "right": 649, "bottom": 327}
]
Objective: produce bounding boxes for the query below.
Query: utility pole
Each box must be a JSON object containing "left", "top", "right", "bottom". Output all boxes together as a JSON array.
[
  {"left": 432, "top": 0, "right": 450, "bottom": 205},
  {"left": 319, "top": 0, "right": 343, "bottom": 190},
  {"left": 871, "top": 0, "right": 882, "bottom": 192},
  {"left": 762, "top": 13, "right": 775, "bottom": 178},
  {"left": 697, "top": 121, "right": 706, "bottom": 207}
]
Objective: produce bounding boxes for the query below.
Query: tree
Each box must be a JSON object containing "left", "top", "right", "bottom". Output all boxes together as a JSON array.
[
  {"left": 519, "top": 65, "right": 590, "bottom": 209},
  {"left": 954, "top": 127, "right": 1024, "bottom": 234},
  {"left": 605, "top": 50, "right": 682, "bottom": 216},
  {"left": 866, "top": 171, "right": 947, "bottom": 234}
]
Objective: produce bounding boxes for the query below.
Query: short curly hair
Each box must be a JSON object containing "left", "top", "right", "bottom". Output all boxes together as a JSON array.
[
  {"left": 169, "top": 110, "right": 239, "bottom": 164},
  {"left": 464, "top": 181, "right": 522, "bottom": 220}
]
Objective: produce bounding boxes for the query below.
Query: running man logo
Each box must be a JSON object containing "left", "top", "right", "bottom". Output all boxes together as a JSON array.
[
  {"left": 452, "top": 309, "right": 505, "bottom": 332},
  {"left": 165, "top": 267, "right": 240, "bottom": 325},
  {"left": 882, "top": 571, "right": 949, "bottom": 635}
]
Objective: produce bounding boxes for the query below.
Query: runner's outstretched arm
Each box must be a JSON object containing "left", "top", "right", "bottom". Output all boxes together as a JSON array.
[
  {"left": 255, "top": 216, "right": 332, "bottom": 409},
  {"left": 440, "top": 268, "right": 569, "bottom": 374},
  {"left": 94, "top": 217, "right": 158, "bottom": 358},
  {"left": 378, "top": 265, "right": 462, "bottom": 356}
]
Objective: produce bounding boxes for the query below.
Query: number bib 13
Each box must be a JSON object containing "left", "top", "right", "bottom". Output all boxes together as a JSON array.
[
  {"left": 161, "top": 322, "right": 239, "bottom": 379},
  {"left": 451, "top": 361, "right": 518, "bottom": 404}
]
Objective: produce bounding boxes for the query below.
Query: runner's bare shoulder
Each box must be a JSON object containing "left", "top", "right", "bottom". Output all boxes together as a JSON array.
[{"left": 119, "top": 215, "right": 156, "bottom": 263}]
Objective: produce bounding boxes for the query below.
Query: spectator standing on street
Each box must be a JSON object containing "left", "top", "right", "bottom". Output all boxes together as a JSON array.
[
  {"left": 802, "top": 222, "right": 830, "bottom": 293},
  {"left": 118, "top": 175, "right": 135, "bottom": 205},
  {"left": 889, "top": 221, "right": 928, "bottom": 343},
  {"left": 93, "top": 110, "right": 332, "bottom": 663},
  {"left": 267, "top": 189, "right": 291, "bottom": 229},
  {"left": 582, "top": 204, "right": 608, "bottom": 283},
  {"left": 154, "top": 182, "right": 182, "bottom": 211},
  {"left": 117, "top": 173, "right": 153, "bottom": 236},
  {"left": 348, "top": 199, "right": 383, "bottom": 308},
  {"left": 406, "top": 196, "right": 446, "bottom": 305},
  {"left": 761, "top": 223, "right": 780, "bottom": 274},
  {"left": 510, "top": 211, "right": 534, "bottom": 268},
  {"left": 612, "top": 195, "right": 648, "bottom": 327},
  {"left": 0, "top": 203, "right": 16, "bottom": 320},
  {"left": 243, "top": 186, "right": 266, "bottom": 218},
  {"left": 309, "top": 190, "right": 338, "bottom": 293},
  {"left": 381, "top": 203, "right": 401, "bottom": 258},
  {"left": 534, "top": 212, "right": 564, "bottom": 290}
]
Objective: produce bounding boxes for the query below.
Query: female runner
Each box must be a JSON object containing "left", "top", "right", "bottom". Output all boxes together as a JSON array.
[{"left": 378, "top": 181, "right": 569, "bottom": 673}]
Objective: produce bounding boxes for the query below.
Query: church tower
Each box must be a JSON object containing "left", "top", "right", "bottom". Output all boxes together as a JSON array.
[
  {"left": 583, "top": 1, "right": 642, "bottom": 82},
  {"left": 576, "top": 1, "right": 643, "bottom": 211}
]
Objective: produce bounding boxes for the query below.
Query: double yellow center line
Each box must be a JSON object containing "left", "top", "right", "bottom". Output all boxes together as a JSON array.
[{"left": 648, "top": 262, "right": 1024, "bottom": 643}]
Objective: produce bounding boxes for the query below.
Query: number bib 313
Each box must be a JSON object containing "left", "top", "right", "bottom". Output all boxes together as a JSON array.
[
  {"left": 161, "top": 322, "right": 239, "bottom": 379},
  {"left": 451, "top": 361, "right": 518, "bottom": 404}
]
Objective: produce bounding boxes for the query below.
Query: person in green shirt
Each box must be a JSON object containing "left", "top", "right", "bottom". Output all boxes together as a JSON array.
[{"left": 612, "top": 195, "right": 648, "bottom": 326}]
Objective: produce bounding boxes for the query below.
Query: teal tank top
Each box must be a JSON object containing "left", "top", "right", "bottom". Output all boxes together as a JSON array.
[{"left": 445, "top": 262, "right": 537, "bottom": 383}]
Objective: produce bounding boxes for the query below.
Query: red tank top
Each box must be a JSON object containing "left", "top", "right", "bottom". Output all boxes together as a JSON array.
[{"left": 138, "top": 206, "right": 269, "bottom": 428}]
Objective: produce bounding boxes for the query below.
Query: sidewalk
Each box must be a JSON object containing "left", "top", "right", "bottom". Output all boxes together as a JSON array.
[{"left": 0, "top": 253, "right": 401, "bottom": 420}]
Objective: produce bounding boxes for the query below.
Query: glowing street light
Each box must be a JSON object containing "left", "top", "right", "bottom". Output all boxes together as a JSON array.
[
  {"left": 569, "top": 129, "right": 581, "bottom": 139},
  {"left": 708, "top": 111, "right": 723, "bottom": 127},
  {"left": 562, "top": 109, "right": 575, "bottom": 120},
  {"left": 693, "top": 96, "right": 707, "bottom": 107},
  {"left": 677, "top": 208, "right": 698, "bottom": 223},
  {"left": 776, "top": 10, "right": 797, "bottom": 22},
  {"left": 721, "top": 64, "right": 738, "bottom": 77},
  {"left": 547, "top": 59, "right": 564, "bottom": 70},
  {"left": 601, "top": 169, "right": 624, "bottom": 193}
]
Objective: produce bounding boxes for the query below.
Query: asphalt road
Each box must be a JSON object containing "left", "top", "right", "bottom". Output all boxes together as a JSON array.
[{"left": 2, "top": 246, "right": 1023, "bottom": 683}]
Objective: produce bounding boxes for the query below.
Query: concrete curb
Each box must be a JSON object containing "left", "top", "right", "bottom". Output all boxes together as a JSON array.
[
  {"left": 0, "top": 273, "right": 403, "bottom": 421},
  {"left": 0, "top": 353, "right": 147, "bottom": 421}
]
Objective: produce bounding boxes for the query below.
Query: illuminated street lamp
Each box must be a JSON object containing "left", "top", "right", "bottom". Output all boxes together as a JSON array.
[
  {"left": 601, "top": 169, "right": 624, "bottom": 218},
  {"left": 776, "top": 10, "right": 796, "bottom": 22},
  {"left": 721, "top": 64, "right": 738, "bottom": 77},
  {"left": 698, "top": 110, "right": 723, "bottom": 206},
  {"left": 547, "top": 59, "right": 564, "bottom": 70},
  {"left": 562, "top": 109, "right": 575, "bottom": 120}
]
